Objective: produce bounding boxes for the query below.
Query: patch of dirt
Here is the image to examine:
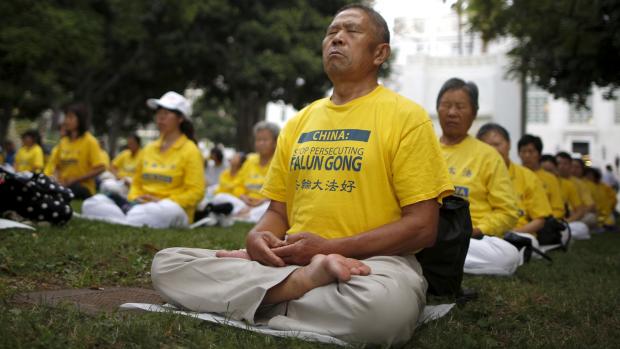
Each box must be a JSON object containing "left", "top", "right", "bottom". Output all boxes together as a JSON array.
[{"left": 12, "top": 287, "right": 163, "bottom": 315}]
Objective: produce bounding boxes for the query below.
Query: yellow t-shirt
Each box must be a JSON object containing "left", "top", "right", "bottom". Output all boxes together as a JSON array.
[
  {"left": 441, "top": 136, "right": 518, "bottom": 237},
  {"left": 558, "top": 177, "right": 582, "bottom": 213},
  {"left": 128, "top": 135, "right": 205, "bottom": 222},
  {"left": 261, "top": 86, "right": 453, "bottom": 240},
  {"left": 509, "top": 162, "right": 552, "bottom": 229},
  {"left": 236, "top": 153, "right": 271, "bottom": 199},
  {"left": 571, "top": 177, "right": 594, "bottom": 208},
  {"left": 14, "top": 144, "right": 44, "bottom": 172},
  {"left": 215, "top": 168, "right": 244, "bottom": 196},
  {"left": 534, "top": 169, "right": 566, "bottom": 219},
  {"left": 111, "top": 149, "right": 141, "bottom": 179},
  {"left": 44, "top": 132, "right": 105, "bottom": 195},
  {"left": 597, "top": 183, "right": 616, "bottom": 225}
]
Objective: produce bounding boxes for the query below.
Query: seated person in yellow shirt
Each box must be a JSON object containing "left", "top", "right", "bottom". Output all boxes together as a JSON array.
[
  {"left": 569, "top": 157, "right": 598, "bottom": 228},
  {"left": 540, "top": 154, "right": 559, "bottom": 175},
  {"left": 210, "top": 121, "right": 279, "bottom": 223},
  {"left": 100, "top": 134, "right": 142, "bottom": 197},
  {"left": 518, "top": 135, "right": 566, "bottom": 220},
  {"left": 44, "top": 103, "right": 106, "bottom": 199},
  {"left": 194, "top": 152, "right": 248, "bottom": 225},
  {"left": 214, "top": 152, "right": 246, "bottom": 196},
  {"left": 477, "top": 123, "right": 552, "bottom": 252},
  {"left": 556, "top": 152, "right": 591, "bottom": 240},
  {"left": 437, "top": 78, "right": 520, "bottom": 276},
  {"left": 151, "top": 6, "right": 453, "bottom": 345},
  {"left": 584, "top": 167, "right": 617, "bottom": 228},
  {"left": 14, "top": 130, "right": 44, "bottom": 173},
  {"left": 82, "top": 92, "right": 205, "bottom": 228},
  {"left": 537, "top": 154, "right": 590, "bottom": 240}
]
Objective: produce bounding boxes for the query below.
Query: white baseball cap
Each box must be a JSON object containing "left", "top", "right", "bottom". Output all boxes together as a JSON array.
[{"left": 147, "top": 91, "right": 192, "bottom": 121}]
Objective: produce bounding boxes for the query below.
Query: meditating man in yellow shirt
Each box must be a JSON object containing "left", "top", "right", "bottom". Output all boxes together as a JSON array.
[
  {"left": 14, "top": 130, "right": 44, "bottom": 173},
  {"left": 437, "top": 78, "right": 520, "bottom": 276},
  {"left": 553, "top": 152, "right": 591, "bottom": 241},
  {"left": 44, "top": 103, "right": 106, "bottom": 199},
  {"left": 82, "top": 92, "right": 205, "bottom": 228},
  {"left": 209, "top": 121, "right": 279, "bottom": 223},
  {"left": 477, "top": 123, "right": 552, "bottom": 253},
  {"left": 100, "top": 134, "right": 142, "bottom": 197},
  {"left": 151, "top": 5, "right": 453, "bottom": 345}
]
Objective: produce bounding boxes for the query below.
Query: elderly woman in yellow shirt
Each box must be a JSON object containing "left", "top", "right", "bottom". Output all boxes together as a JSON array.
[
  {"left": 210, "top": 121, "right": 279, "bottom": 223},
  {"left": 477, "top": 123, "right": 553, "bottom": 253},
  {"left": 14, "top": 130, "right": 44, "bottom": 173},
  {"left": 82, "top": 92, "right": 205, "bottom": 228},
  {"left": 437, "top": 78, "right": 520, "bottom": 276}
]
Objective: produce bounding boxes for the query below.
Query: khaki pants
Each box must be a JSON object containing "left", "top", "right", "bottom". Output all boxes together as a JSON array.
[{"left": 151, "top": 248, "right": 427, "bottom": 345}]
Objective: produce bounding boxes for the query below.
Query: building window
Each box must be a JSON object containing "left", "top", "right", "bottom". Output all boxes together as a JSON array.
[
  {"left": 572, "top": 141, "right": 590, "bottom": 156},
  {"left": 527, "top": 89, "right": 548, "bottom": 123},
  {"left": 569, "top": 97, "right": 592, "bottom": 124}
]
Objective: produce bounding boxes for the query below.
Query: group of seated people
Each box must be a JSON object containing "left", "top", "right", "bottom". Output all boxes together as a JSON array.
[
  {"left": 2, "top": 5, "right": 620, "bottom": 345},
  {"left": 437, "top": 78, "right": 618, "bottom": 276},
  {"left": 2, "top": 90, "right": 281, "bottom": 230}
]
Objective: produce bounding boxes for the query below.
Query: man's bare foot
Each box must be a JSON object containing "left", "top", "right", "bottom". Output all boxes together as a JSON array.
[
  {"left": 215, "top": 249, "right": 251, "bottom": 259},
  {"left": 262, "top": 254, "right": 370, "bottom": 304}
]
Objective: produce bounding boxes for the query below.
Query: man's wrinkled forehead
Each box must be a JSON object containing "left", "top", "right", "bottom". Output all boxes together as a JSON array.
[{"left": 327, "top": 8, "right": 367, "bottom": 31}]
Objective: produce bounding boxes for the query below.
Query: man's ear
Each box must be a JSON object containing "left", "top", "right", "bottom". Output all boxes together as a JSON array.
[{"left": 373, "top": 43, "right": 391, "bottom": 67}]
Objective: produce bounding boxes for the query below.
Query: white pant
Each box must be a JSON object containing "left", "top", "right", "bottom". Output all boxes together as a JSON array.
[
  {"left": 100, "top": 178, "right": 129, "bottom": 197},
  {"left": 212, "top": 193, "right": 270, "bottom": 223},
  {"left": 82, "top": 194, "right": 189, "bottom": 228},
  {"left": 151, "top": 248, "right": 427, "bottom": 346},
  {"left": 569, "top": 221, "right": 590, "bottom": 240},
  {"left": 464, "top": 236, "right": 520, "bottom": 276}
]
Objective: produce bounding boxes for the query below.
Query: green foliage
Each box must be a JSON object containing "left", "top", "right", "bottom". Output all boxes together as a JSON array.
[
  {"left": 0, "top": 0, "right": 357, "bottom": 149},
  {"left": 466, "top": 0, "right": 620, "bottom": 105}
]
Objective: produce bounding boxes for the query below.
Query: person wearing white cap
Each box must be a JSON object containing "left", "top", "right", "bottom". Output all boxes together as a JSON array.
[{"left": 82, "top": 91, "right": 205, "bottom": 228}]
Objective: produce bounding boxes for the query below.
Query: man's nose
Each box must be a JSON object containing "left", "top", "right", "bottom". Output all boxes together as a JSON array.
[{"left": 331, "top": 30, "right": 345, "bottom": 45}]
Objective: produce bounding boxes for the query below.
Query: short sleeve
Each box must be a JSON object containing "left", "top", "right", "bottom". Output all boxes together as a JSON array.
[
  {"left": 392, "top": 118, "right": 454, "bottom": 207},
  {"left": 88, "top": 137, "right": 105, "bottom": 168}
]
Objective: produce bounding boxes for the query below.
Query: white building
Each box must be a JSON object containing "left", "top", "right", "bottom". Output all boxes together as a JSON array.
[
  {"left": 385, "top": 5, "right": 524, "bottom": 159},
  {"left": 526, "top": 87, "right": 620, "bottom": 168},
  {"left": 381, "top": 1, "right": 620, "bottom": 169}
]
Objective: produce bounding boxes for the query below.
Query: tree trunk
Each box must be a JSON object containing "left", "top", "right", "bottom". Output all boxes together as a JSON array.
[
  {"left": 520, "top": 69, "right": 528, "bottom": 137},
  {"left": 106, "top": 111, "right": 122, "bottom": 157},
  {"left": 234, "top": 92, "right": 266, "bottom": 152},
  {"left": 0, "top": 104, "right": 12, "bottom": 145}
]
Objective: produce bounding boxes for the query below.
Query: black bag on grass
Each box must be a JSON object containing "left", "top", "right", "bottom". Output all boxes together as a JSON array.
[
  {"left": 537, "top": 216, "right": 568, "bottom": 246},
  {"left": 0, "top": 168, "right": 74, "bottom": 225},
  {"left": 416, "top": 195, "right": 472, "bottom": 297}
]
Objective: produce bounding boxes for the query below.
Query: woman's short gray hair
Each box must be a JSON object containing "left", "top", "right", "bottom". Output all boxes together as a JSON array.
[{"left": 253, "top": 121, "right": 280, "bottom": 140}]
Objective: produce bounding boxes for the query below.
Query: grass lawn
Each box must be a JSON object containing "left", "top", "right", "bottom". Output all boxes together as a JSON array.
[{"left": 1, "top": 214, "right": 619, "bottom": 348}]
